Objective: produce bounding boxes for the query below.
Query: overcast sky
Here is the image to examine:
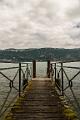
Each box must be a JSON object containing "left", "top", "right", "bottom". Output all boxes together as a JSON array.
[{"left": 0, "top": 0, "right": 80, "bottom": 49}]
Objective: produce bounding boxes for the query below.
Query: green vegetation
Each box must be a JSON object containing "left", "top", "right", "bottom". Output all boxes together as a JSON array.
[{"left": 0, "top": 48, "right": 80, "bottom": 62}]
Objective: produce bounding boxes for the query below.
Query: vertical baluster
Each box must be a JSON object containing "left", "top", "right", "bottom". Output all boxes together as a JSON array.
[
  {"left": 54, "top": 63, "right": 56, "bottom": 83},
  {"left": 51, "top": 64, "right": 53, "bottom": 80},
  {"left": 19, "top": 63, "right": 21, "bottom": 97},
  {"left": 61, "top": 62, "right": 64, "bottom": 95},
  {"left": 26, "top": 63, "right": 28, "bottom": 81}
]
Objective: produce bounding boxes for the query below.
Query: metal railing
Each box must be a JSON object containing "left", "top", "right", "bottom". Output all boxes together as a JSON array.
[
  {"left": 50, "top": 61, "right": 80, "bottom": 118},
  {"left": 1, "top": 60, "right": 80, "bottom": 118},
  {"left": 0, "top": 62, "right": 32, "bottom": 118}
]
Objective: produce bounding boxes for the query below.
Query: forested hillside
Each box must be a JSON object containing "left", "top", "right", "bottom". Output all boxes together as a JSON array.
[{"left": 0, "top": 48, "right": 80, "bottom": 62}]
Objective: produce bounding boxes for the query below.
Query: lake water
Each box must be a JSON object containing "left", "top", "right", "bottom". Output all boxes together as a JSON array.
[
  {"left": 54, "top": 61, "right": 80, "bottom": 116},
  {"left": 0, "top": 62, "right": 47, "bottom": 118},
  {"left": 0, "top": 62, "right": 80, "bottom": 118}
]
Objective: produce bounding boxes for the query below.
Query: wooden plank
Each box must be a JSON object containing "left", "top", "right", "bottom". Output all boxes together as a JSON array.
[{"left": 5, "top": 78, "right": 67, "bottom": 120}]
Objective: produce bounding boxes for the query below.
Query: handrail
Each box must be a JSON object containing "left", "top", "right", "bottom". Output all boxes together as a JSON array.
[
  {"left": 50, "top": 61, "right": 80, "bottom": 118},
  {"left": 0, "top": 60, "right": 80, "bottom": 118},
  {"left": 0, "top": 66, "right": 25, "bottom": 71},
  {"left": 51, "top": 59, "right": 80, "bottom": 63},
  {"left": 0, "top": 62, "right": 32, "bottom": 118},
  {"left": 55, "top": 65, "right": 80, "bottom": 70}
]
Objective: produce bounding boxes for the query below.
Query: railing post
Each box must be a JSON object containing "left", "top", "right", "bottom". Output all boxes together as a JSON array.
[
  {"left": 19, "top": 63, "right": 21, "bottom": 97},
  {"left": 47, "top": 60, "right": 50, "bottom": 78},
  {"left": 61, "top": 62, "right": 64, "bottom": 95},
  {"left": 51, "top": 64, "right": 53, "bottom": 80},
  {"left": 33, "top": 60, "right": 36, "bottom": 78},
  {"left": 54, "top": 63, "right": 56, "bottom": 83},
  {"left": 26, "top": 63, "right": 28, "bottom": 80}
]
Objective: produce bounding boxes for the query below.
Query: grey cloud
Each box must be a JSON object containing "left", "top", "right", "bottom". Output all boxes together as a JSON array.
[
  {"left": 66, "top": 22, "right": 80, "bottom": 42},
  {"left": 32, "top": 32, "right": 48, "bottom": 41},
  {"left": 66, "top": 0, "right": 80, "bottom": 19},
  {"left": 67, "top": 7, "right": 80, "bottom": 19},
  {"left": 0, "top": 0, "right": 80, "bottom": 49}
]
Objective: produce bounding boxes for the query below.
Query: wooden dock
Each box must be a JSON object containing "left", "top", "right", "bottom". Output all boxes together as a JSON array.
[{"left": 5, "top": 78, "right": 68, "bottom": 120}]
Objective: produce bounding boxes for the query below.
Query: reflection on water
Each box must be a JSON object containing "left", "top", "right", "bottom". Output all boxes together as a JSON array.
[{"left": 36, "top": 62, "right": 47, "bottom": 77}]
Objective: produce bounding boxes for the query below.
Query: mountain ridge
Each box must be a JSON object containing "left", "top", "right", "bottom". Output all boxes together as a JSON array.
[{"left": 0, "top": 48, "right": 80, "bottom": 62}]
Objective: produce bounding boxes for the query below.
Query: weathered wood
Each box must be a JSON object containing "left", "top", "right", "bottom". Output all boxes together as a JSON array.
[
  {"left": 5, "top": 78, "right": 68, "bottom": 120},
  {"left": 33, "top": 60, "right": 36, "bottom": 78}
]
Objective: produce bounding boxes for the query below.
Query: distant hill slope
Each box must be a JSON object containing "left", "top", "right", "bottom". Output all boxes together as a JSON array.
[{"left": 0, "top": 48, "right": 80, "bottom": 62}]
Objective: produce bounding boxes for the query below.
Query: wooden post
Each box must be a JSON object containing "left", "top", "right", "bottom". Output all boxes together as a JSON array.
[
  {"left": 33, "top": 60, "right": 36, "bottom": 78},
  {"left": 47, "top": 60, "right": 50, "bottom": 78}
]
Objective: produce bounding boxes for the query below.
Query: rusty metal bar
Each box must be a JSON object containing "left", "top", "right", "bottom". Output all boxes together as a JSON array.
[
  {"left": 47, "top": 60, "right": 50, "bottom": 78},
  {"left": 56, "top": 65, "right": 80, "bottom": 70},
  {"left": 50, "top": 64, "right": 53, "bottom": 80},
  {"left": 61, "top": 62, "right": 64, "bottom": 95},
  {"left": 54, "top": 63, "right": 56, "bottom": 83},
  {"left": 19, "top": 63, "right": 21, "bottom": 97},
  {"left": 26, "top": 64, "right": 28, "bottom": 80},
  {"left": 0, "top": 71, "right": 12, "bottom": 82},
  {"left": 0, "top": 66, "right": 25, "bottom": 71}
]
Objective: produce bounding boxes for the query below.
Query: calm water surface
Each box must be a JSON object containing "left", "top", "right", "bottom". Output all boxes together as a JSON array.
[{"left": 0, "top": 62, "right": 80, "bottom": 118}]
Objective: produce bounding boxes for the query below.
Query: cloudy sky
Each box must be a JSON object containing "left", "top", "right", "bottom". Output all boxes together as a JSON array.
[{"left": 0, "top": 0, "right": 80, "bottom": 49}]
